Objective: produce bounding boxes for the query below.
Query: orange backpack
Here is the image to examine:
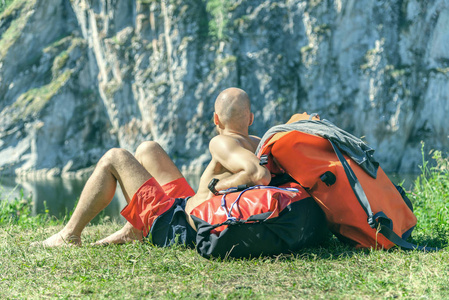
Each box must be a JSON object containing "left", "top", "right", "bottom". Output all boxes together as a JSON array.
[{"left": 258, "top": 113, "right": 432, "bottom": 250}]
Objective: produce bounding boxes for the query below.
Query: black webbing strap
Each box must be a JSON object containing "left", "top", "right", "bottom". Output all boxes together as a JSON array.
[
  {"left": 377, "top": 224, "right": 438, "bottom": 251},
  {"left": 329, "top": 141, "right": 375, "bottom": 227},
  {"left": 329, "top": 141, "right": 439, "bottom": 251}
]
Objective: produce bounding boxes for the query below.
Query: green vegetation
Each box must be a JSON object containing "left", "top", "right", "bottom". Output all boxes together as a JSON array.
[
  {"left": 52, "top": 50, "right": 70, "bottom": 74},
  {"left": 214, "top": 55, "right": 236, "bottom": 69},
  {"left": 435, "top": 67, "right": 449, "bottom": 74},
  {"left": 0, "top": 150, "right": 448, "bottom": 298},
  {"left": 0, "top": 6, "right": 29, "bottom": 57},
  {"left": 308, "top": 0, "right": 323, "bottom": 9},
  {"left": 384, "top": 64, "right": 411, "bottom": 80},
  {"left": 0, "top": 189, "right": 61, "bottom": 228},
  {"left": 205, "top": 0, "right": 231, "bottom": 41},
  {"left": 43, "top": 35, "right": 73, "bottom": 53},
  {"left": 409, "top": 146, "right": 449, "bottom": 247},
  {"left": 300, "top": 44, "right": 313, "bottom": 54},
  {"left": 46, "top": 36, "right": 85, "bottom": 77},
  {"left": 13, "top": 70, "right": 72, "bottom": 118},
  {"left": 137, "top": 0, "right": 157, "bottom": 4},
  {"left": 0, "top": 0, "right": 15, "bottom": 14},
  {"left": 313, "top": 24, "right": 331, "bottom": 35},
  {"left": 103, "top": 78, "right": 122, "bottom": 99},
  {"left": 0, "top": 0, "right": 36, "bottom": 57},
  {"left": 0, "top": 0, "right": 22, "bottom": 16}
]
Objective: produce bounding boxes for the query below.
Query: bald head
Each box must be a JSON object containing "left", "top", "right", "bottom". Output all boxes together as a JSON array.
[{"left": 214, "top": 88, "right": 252, "bottom": 131}]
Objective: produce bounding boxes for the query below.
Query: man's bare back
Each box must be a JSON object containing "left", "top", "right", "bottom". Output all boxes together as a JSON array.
[
  {"left": 185, "top": 133, "right": 266, "bottom": 227},
  {"left": 184, "top": 87, "right": 271, "bottom": 228}
]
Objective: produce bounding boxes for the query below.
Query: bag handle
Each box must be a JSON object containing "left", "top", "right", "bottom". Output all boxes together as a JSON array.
[
  {"left": 329, "top": 141, "right": 439, "bottom": 251},
  {"left": 220, "top": 185, "right": 299, "bottom": 222}
]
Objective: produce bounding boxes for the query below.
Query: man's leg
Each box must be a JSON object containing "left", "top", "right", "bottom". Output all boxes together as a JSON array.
[
  {"left": 33, "top": 148, "right": 152, "bottom": 247},
  {"left": 135, "top": 141, "right": 184, "bottom": 185},
  {"left": 93, "top": 141, "right": 186, "bottom": 245}
]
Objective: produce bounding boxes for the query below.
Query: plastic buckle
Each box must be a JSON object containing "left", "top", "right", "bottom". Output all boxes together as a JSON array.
[{"left": 259, "top": 155, "right": 269, "bottom": 166}]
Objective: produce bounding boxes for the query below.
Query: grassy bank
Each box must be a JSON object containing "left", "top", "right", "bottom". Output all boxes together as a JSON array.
[{"left": 1, "top": 150, "right": 448, "bottom": 299}]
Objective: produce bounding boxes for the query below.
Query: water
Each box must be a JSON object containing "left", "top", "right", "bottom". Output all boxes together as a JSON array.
[
  {"left": 0, "top": 173, "right": 417, "bottom": 222},
  {"left": 0, "top": 176, "right": 126, "bottom": 223},
  {"left": 0, "top": 174, "right": 201, "bottom": 223}
]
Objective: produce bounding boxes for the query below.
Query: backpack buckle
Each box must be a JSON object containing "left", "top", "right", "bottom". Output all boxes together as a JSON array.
[
  {"left": 367, "top": 215, "right": 377, "bottom": 229},
  {"left": 259, "top": 155, "right": 269, "bottom": 166}
]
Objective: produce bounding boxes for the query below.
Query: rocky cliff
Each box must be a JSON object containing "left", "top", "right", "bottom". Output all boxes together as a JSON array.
[{"left": 0, "top": 0, "right": 448, "bottom": 179}]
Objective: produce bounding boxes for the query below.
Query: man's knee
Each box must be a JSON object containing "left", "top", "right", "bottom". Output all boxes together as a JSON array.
[
  {"left": 99, "top": 148, "right": 132, "bottom": 169},
  {"left": 135, "top": 141, "right": 163, "bottom": 162}
]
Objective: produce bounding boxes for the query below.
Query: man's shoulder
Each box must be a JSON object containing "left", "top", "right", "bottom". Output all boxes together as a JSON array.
[
  {"left": 211, "top": 134, "right": 259, "bottom": 142},
  {"left": 210, "top": 134, "right": 260, "bottom": 155},
  {"left": 209, "top": 135, "right": 237, "bottom": 148},
  {"left": 249, "top": 135, "right": 261, "bottom": 143}
]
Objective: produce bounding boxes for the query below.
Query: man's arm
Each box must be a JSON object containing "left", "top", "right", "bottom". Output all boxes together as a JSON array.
[{"left": 209, "top": 135, "right": 271, "bottom": 192}]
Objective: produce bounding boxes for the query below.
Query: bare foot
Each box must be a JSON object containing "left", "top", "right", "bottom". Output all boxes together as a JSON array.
[
  {"left": 30, "top": 232, "right": 81, "bottom": 248},
  {"left": 92, "top": 222, "right": 143, "bottom": 246}
]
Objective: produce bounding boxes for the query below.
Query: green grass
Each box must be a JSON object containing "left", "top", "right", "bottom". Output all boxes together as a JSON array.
[
  {"left": 408, "top": 147, "right": 449, "bottom": 248},
  {"left": 1, "top": 150, "right": 448, "bottom": 299}
]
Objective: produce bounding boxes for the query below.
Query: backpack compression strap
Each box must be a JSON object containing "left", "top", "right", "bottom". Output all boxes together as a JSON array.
[{"left": 329, "top": 140, "right": 439, "bottom": 252}]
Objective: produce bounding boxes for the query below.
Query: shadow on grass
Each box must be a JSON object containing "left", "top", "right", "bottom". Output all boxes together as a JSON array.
[
  {"left": 204, "top": 237, "right": 368, "bottom": 263},
  {"left": 241, "top": 233, "right": 448, "bottom": 263},
  {"left": 408, "top": 233, "right": 449, "bottom": 250}
]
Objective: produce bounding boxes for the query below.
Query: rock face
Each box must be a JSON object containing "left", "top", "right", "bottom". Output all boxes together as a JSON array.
[{"left": 0, "top": 0, "right": 448, "bottom": 178}]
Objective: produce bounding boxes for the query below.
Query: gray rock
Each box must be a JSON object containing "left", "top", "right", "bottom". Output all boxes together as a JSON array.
[{"left": 0, "top": 0, "right": 448, "bottom": 179}]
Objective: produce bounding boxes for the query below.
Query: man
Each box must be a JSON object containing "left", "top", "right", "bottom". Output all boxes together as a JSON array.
[{"left": 33, "top": 87, "right": 271, "bottom": 247}]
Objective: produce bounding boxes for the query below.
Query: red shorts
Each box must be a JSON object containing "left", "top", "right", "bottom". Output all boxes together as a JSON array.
[{"left": 121, "top": 177, "right": 195, "bottom": 236}]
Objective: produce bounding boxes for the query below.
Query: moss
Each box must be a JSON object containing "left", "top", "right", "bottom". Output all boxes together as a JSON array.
[
  {"left": 360, "top": 63, "right": 370, "bottom": 71},
  {"left": 0, "top": 0, "right": 26, "bottom": 18},
  {"left": 0, "top": 0, "right": 37, "bottom": 57},
  {"left": 13, "top": 70, "right": 72, "bottom": 118},
  {"left": 0, "top": 0, "right": 16, "bottom": 15},
  {"left": 0, "top": 17, "right": 25, "bottom": 58},
  {"left": 145, "top": 41, "right": 153, "bottom": 51},
  {"left": 360, "top": 48, "right": 380, "bottom": 71},
  {"left": 46, "top": 36, "right": 85, "bottom": 76},
  {"left": 300, "top": 45, "right": 313, "bottom": 53},
  {"left": 103, "top": 79, "right": 122, "bottom": 99},
  {"left": 308, "top": 0, "right": 323, "bottom": 9},
  {"left": 206, "top": 0, "right": 231, "bottom": 41},
  {"left": 275, "top": 97, "right": 288, "bottom": 105},
  {"left": 43, "top": 36, "right": 73, "bottom": 54},
  {"left": 52, "top": 51, "right": 69, "bottom": 74},
  {"left": 388, "top": 66, "right": 410, "bottom": 79},
  {"left": 215, "top": 55, "right": 236, "bottom": 68},
  {"left": 149, "top": 80, "right": 168, "bottom": 90},
  {"left": 0, "top": 10, "right": 27, "bottom": 57},
  {"left": 110, "top": 35, "right": 122, "bottom": 46},
  {"left": 435, "top": 67, "right": 449, "bottom": 74},
  {"left": 228, "top": 2, "right": 240, "bottom": 12},
  {"left": 178, "top": 4, "right": 188, "bottom": 16},
  {"left": 233, "top": 15, "right": 250, "bottom": 28},
  {"left": 313, "top": 24, "right": 331, "bottom": 35}
]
